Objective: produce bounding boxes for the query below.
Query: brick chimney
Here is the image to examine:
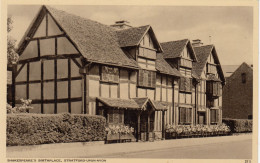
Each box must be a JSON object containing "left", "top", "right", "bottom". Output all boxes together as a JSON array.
[
  {"left": 111, "top": 20, "right": 132, "bottom": 30},
  {"left": 192, "top": 39, "right": 203, "bottom": 47}
]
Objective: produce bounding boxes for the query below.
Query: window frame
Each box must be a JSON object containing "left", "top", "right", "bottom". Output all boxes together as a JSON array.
[
  {"left": 241, "top": 73, "right": 246, "bottom": 83},
  {"left": 107, "top": 109, "right": 124, "bottom": 124},
  {"left": 179, "top": 107, "right": 192, "bottom": 125},
  {"left": 138, "top": 69, "right": 156, "bottom": 88},
  {"left": 179, "top": 77, "right": 193, "bottom": 93},
  {"left": 210, "top": 109, "right": 219, "bottom": 124},
  {"left": 100, "top": 66, "right": 119, "bottom": 84}
]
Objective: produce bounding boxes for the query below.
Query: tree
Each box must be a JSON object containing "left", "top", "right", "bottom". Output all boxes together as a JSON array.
[{"left": 7, "top": 17, "right": 19, "bottom": 65}]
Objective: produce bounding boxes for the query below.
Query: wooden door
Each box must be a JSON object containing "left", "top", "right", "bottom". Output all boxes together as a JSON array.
[{"left": 198, "top": 112, "right": 206, "bottom": 125}]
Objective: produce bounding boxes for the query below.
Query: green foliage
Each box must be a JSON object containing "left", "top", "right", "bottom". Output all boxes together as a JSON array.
[
  {"left": 105, "top": 124, "right": 134, "bottom": 135},
  {"left": 6, "top": 113, "right": 106, "bottom": 146},
  {"left": 7, "top": 99, "right": 33, "bottom": 114},
  {"left": 165, "top": 124, "right": 231, "bottom": 139},
  {"left": 222, "top": 118, "right": 252, "bottom": 133},
  {"left": 7, "top": 16, "right": 19, "bottom": 65}
]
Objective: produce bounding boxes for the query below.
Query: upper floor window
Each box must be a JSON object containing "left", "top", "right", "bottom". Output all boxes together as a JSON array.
[
  {"left": 206, "top": 81, "right": 222, "bottom": 98},
  {"left": 179, "top": 77, "right": 192, "bottom": 92},
  {"left": 207, "top": 63, "right": 217, "bottom": 74},
  {"left": 101, "top": 66, "right": 119, "bottom": 83},
  {"left": 138, "top": 47, "right": 156, "bottom": 59},
  {"left": 138, "top": 69, "right": 156, "bottom": 88},
  {"left": 180, "top": 67, "right": 192, "bottom": 77},
  {"left": 180, "top": 58, "right": 192, "bottom": 68},
  {"left": 137, "top": 57, "right": 155, "bottom": 71},
  {"left": 241, "top": 73, "right": 246, "bottom": 83}
]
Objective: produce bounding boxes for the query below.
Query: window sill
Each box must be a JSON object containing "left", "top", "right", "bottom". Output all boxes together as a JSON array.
[
  {"left": 100, "top": 80, "right": 119, "bottom": 85},
  {"left": 179, "top": 90, "right": 192, "bottom": 93},
  {"left": 137, "top": 85, "right": 155, "bottom": 89}
]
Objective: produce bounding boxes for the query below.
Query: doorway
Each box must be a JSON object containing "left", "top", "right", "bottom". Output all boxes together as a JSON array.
[{"left": 198, "top": 112, "right": 206, "bottom": 125}]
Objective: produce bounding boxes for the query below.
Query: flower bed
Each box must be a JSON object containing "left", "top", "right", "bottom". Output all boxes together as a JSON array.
[
  {"left": 165, "top": 124, "right": 231, "bottom": 139},
  {"left": 105, "top": 125, "right": 135, "bottom": 143}
]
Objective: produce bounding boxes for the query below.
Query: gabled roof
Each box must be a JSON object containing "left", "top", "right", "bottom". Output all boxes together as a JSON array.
[
  {"left": 192, "top": 45, "right": 225, "bottom": 82},
  {"left": 116, "top": 25, "right": 149, "bottom": 47},
  {"left": 18, "top": 5, "right": 139, "bottom": 69},
  {"left": 97, "top": 97, "right": 167, "bottom": 111},
  {"left": 228, "top": 62, "right": 253, "bottom": 79},
  {"left": 161, "top": 39, "right": 197, "bottom": 61},
  {"left": 115, "top": 25, "right": 163, "bottom": 52},
  {"left": 156, "top": 53, "right": 182, "bottom": 77},
  {"left": 222, "top": 65, "right": 240, "bottom": 77}
]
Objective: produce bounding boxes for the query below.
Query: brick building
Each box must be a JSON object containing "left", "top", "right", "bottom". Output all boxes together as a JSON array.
[{"left": 222, "top": 62, "right": 253, "bottom": 119}]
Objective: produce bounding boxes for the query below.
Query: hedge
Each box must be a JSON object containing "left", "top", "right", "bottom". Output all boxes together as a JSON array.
[
  {"left": 7, "top": 113, "right": 106, "bottom": 146},
  {"left": 222, "top": 118, "right": 252, "bottom": 133}
]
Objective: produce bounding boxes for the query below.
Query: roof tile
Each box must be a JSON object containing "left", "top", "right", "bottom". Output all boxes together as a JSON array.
[{"left": 46, "top": 6, "right": 139, "bottom": 69}]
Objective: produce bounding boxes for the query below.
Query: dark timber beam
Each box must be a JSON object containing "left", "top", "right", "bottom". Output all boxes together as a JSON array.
[
  {"left": 162, "top": 110, "right": 165, "bottom": 140},
  {"left": 41, "top": 60, "right": 44, "bottom": 113},
  {"left": 136, "top": 111, "right": 142, "bottom": 142},
  {"left": 11, "top": 64, "right": 17, "bottom": 107},
  {"left": 68, "top": 58, "right": 71, "bottom": 113},
  {"left": 54, "top": 38, "right": 57, "bottom": 114},
  {"left": 18, "top": 54, "right": 81, "bottom": 64}
]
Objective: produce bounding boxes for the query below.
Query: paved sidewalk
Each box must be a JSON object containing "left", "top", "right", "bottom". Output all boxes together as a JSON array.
[{"left": 6, "top": 134, "right": 252, "bottom": 158}]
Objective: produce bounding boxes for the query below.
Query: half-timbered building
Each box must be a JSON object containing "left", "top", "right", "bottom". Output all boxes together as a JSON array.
[
  {"left": 10, "top": 5, "right": 225, "bottom": 141},
  {"left": 192, "top": 40, "right": 225, "bottom": 125}
]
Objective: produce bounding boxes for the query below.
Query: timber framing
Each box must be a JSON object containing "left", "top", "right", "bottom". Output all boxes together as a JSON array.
[{"left": 10, "top": 5, "right": 226, "bottom": 142}]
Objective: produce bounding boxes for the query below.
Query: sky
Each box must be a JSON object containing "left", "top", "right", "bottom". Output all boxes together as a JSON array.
[{"left": 7, "top": 5, "right": 253, "bottom": 66}]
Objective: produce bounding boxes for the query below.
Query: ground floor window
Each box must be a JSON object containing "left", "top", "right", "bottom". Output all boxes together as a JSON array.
[
  {"left": 107, "top": 109, "right": 124, "bottom": 124},
  {"left": 210, "top": 109, "right": 219, "bottom": 124},
  {"left": 179, "top": 107, "right": 192, "bottom": 125}
]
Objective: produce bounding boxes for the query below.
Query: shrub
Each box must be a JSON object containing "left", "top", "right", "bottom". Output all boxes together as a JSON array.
[
  {"left": 7, "top": 99, "right": 33, "bottom": 114},
  {"left": 7, "top": 113, "right": 106, "bottom": 146},
  {"left": 165, "top": 124, "right": 230, "bottom": 139},
  {"left": 222, "top": 118, "right": 252, "bottom": 133}
]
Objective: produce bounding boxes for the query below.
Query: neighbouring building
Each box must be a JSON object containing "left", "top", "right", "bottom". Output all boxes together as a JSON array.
[
  {"left": 222, "top": 62, "right": 253, "bottom": 119},
  {"left": 9, "top": 5, "right": 225, "bottom": 141}
]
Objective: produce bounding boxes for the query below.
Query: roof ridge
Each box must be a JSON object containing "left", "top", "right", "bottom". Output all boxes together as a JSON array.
[
  {"left": 115, "top": 24, "right": 150, "bottom": 31},
  {"left": 45, "top": 5, "right": 114, "bottom": 30},
  {"left": 161, "top": 39, "right": 189, "bottom": 44}
]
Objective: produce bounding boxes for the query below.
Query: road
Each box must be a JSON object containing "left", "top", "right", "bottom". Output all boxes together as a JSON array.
[{"left": 101, "top": 138, "right": 252, "bottom": 159}]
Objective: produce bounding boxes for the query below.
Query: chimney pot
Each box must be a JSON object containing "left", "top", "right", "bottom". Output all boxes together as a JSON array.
[
  {"left": 111, "top": 20, "right": 132, "bottom": 30},
  {"left": 192, "top": 39, "right": 203, "bottom": 47}
]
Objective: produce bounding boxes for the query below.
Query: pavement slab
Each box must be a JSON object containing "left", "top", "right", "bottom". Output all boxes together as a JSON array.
[{"left": 6, "top": 133, "right": 252, "bottom": 158}]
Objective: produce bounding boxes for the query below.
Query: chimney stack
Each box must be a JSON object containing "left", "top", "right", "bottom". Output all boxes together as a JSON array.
[
  {"left": 111, "top": 20, "right": 132, "bottom": 30},
  {"left": 192, "top": 39, "right": 203, "bottom": 47}
]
